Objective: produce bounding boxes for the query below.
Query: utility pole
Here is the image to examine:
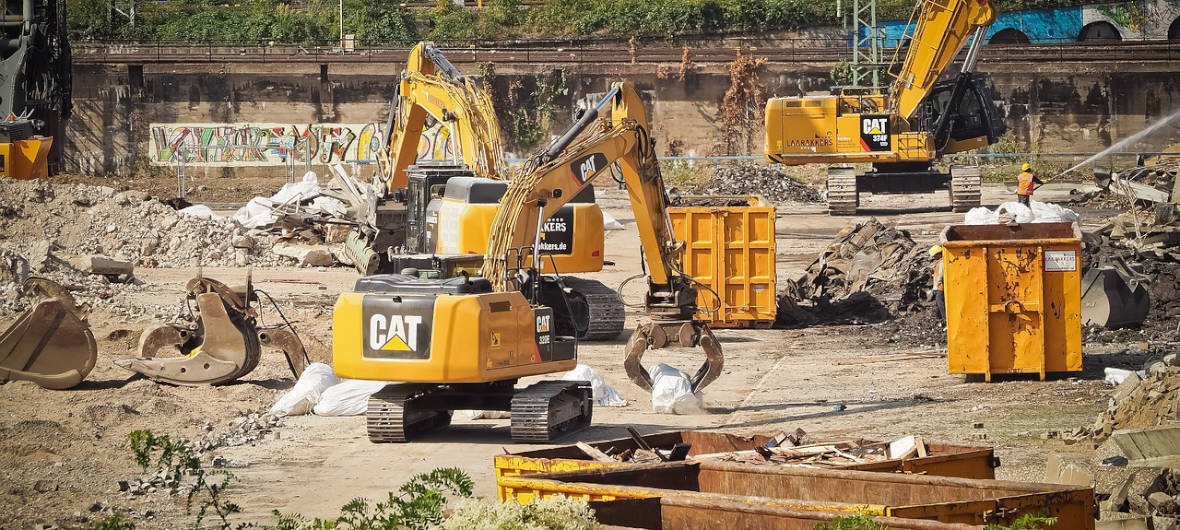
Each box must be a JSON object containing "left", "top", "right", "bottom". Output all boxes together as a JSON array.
[
  {"left": 338, "top": 0, "right": 343, "bottom": 47},
  {"left": 848, "top": 0, "right": 880, "bottom": 87}
]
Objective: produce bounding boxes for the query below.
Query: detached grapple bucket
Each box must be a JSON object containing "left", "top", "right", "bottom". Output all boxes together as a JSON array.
[
  {"left": 115, "top": 276, "right": 307, "bottom": 385},
  {"left": 0, "top": 278, "right": 97, "bottom": 389}
]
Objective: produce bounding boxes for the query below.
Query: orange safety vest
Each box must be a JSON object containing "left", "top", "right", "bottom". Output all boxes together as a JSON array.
[
  {"left": 933, "top": 260, "right": 944, "bottom": 292},
  {"left": 1017, "top": 171, "right": 1036, "bottom": 196}
]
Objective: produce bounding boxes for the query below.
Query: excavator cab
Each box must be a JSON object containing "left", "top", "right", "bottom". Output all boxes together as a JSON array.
[{"left": 925, "top": 73, "right": 1006, "bottom": 154}]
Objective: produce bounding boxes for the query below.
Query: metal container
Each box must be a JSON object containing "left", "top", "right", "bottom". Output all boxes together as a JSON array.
[
  {"left": 940, "top": 222, "right": 1083, "bottom": 381},
  {"left": 500, "top": 460, "right": 1095, "bottom": 529},
  {"left": 668, "top": 196, "right": 777, "bottom": 327},
  {"left": 494, "top": 430, "right": 997, "bottom": 500}
]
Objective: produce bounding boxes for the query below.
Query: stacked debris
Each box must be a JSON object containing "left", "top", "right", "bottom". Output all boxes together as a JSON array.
[
  {"left": 1072, "top": 162, "right": 1177, "bottom": 207},
  {"left": 0, "top": 179, "right": 291, "bottom": 269},
  {"left": 0, "top": 244, "right": 165, "bottom": 321},
  {"left": 778, "top": 218, "right": 935, "bottom": 325},
  {"left": 1086, "top": 363, "right": 1180, "bottom": 445},
  {"left": 689, "top": 163, "right": 822, "bottom": 203},
  {"left": 1103, "top": 467, "right": 1180, "bottom": 527}
]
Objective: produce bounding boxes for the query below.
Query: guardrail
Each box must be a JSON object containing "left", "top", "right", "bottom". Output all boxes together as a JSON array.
[{"left": 72, "top": 40, "right": 1180, "bottom": 65}]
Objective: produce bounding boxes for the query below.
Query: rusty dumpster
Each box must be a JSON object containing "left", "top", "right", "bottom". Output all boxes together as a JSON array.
[
  {"left": 495, "top": 430, "right": 997, "bottom": 500},
  {"left": 499, "top": 460, "right": 1095, "bottom": 529}
]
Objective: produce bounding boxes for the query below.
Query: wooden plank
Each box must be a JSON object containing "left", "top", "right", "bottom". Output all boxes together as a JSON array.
[{"left": 576, "top": 442, "right": 616, "bottom": 463}]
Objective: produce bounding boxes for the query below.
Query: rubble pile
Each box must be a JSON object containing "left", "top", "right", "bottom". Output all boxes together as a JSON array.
[
  {"left": 778, "top": 218, "right": 935, "bottom": 325},
  {"left": 1102, "top": 466, "right": 1180, "bottom": 526},
  {"left": 0, "top": 179, "right": 292, "bottom": 269},
  {"left": 690, "top": 163, "right": 822, "bottom": 203},
  {"left": 1087, "top": 364, "right": 1180, "bottom": 445},
  {"left": 1071, "top": 161, "right": 1177, "bottom": 207}
]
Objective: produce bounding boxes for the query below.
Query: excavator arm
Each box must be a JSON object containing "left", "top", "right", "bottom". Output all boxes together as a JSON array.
[
  {"left": 481, "top": 82, "right": 722, "bottom": 392},
  {"left": 887, "top": 0, "right": 996, "bottom": 120},
  {"left": 382, "top": 42, "right": 507, "bottom": 193}
]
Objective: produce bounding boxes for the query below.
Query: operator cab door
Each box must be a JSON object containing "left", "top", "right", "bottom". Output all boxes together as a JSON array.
[{"left": 927, "top": 73, "right": 1006, "bottom": 148}]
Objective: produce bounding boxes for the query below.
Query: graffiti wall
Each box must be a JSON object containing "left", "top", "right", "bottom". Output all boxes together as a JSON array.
[{"left": 149, "top": 122, "right": 455, "bottom": 167}]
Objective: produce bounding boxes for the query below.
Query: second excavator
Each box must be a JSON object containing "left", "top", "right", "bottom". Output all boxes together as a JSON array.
[
  {"left": 332, "top": 82, "right": 723, "bottom": 443},
  {"left": 345, "top": 43, "right": 624, "bottom": 341}
]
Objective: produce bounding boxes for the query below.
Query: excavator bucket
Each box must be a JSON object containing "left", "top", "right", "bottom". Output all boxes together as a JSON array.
[
  {"left": 0, "top": 279, "right": 97, "bottom": 389},
  {"left": 624, "top": 320, "right": 724, "bottom": 393},
  {"left": 1081, "top": 266, "right": 1151, "bottom": 328},
  {"left": 116, "top": 274, "right": 306, "bottom": 385}
]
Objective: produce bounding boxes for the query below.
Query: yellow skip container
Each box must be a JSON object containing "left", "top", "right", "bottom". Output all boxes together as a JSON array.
[{"left": 940, "top": 222, "right": 1082, "bottom": 381}]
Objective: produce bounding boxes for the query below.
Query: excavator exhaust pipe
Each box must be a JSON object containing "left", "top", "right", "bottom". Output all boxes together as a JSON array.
[
  {"left": 624, "top": 320, "right": 724, "bottom": 393},
  {"left": 0, "top": 278, "right": 98, "bottom": 389}
]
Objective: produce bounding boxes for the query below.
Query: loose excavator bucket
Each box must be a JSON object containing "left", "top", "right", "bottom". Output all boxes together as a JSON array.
[
  {"left": 1081, "top": 265, "right": 1151, "bottom": 329},
  {"left": 115, "top": 275, "right": 308, "bottom": 385},
  {"left": 0, "top": 278, "right": 98, "bottom": 389}
]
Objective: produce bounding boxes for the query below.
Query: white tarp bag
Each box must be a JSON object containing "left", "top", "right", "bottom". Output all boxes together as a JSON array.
[
  {"left": 562, "top": 364, "right": 627, "bottom": 407},
  {"left": 312, "top": 379, "right": 388, "bottom": 416},
  {"left": 232, "top": 197, "right": 278, "bottom": 229},
  {"left": 178, "top": 204, "right": 218, "bottom": 219},
  {"left": 458, "top": 410, "right": 511, "bottom": 420},
  {"left": 963, "top": 200, "right": 1079, "bottom": 225},
  {"left": 308, "top": 196, "right": 348, "bottom": 217},
  {"left": 648, "top": 363, "right": 703, "bottom": 414},
  {"left": 269, "top": 363, "right": 339, "bottom": 417},
  {"left": 602, "top": 211, "right": 625, "bottom": 231},
  {"left": 271, "top": 171, "right": 322, "bottom": 206}
]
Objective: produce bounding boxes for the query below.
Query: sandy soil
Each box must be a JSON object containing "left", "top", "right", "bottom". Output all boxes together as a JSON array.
[{"left": 0, "top": 181, "right": 1152, "bottom": 528}]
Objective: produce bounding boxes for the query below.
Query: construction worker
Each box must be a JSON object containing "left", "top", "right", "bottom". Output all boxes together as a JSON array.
[
  {"left": 930, "top": 245, "right": 945, "bottom": 326},
  {"left": 1016, "top": 162, "right": 1043, "bottom": 206}
]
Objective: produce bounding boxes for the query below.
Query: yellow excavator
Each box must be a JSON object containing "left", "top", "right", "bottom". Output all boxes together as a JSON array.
[
  {"left": 332, "top": 82, "right": 722, "bottom": 442},
  {"left": 765, "top": 0, "right": 1006, "bottom": 215},
  {"left": 346, "top": 43, "right": 623, "bottom": 340}
]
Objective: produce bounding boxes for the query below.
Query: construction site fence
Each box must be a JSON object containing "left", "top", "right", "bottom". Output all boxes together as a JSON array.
[{"left": 72, "top": 39, "right": 1180, "bottom": 65}]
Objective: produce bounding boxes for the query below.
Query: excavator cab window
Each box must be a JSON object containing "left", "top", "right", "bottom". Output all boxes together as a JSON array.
[{"left": 927, "top": 73, "right": 1006, "bottom": 146}]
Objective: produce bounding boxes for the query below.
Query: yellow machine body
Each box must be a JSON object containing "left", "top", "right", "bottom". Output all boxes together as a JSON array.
[
  {"left": 436, "top": 198, "right": 604, "bottom": 274},
  {"left": 333, "top": 290, "right": 576, "bottom": 384},
  {"left": 941, "top": 223, "right": 1083, "bottom": 381},
  {"left": 764, "top": 95, "right": 936, "bottom": 165},
  {"left": 0, "top": 136, "right": 52, "bottom": 179}
]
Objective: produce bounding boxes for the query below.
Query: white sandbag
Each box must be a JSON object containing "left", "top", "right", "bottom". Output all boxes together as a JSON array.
[
  {"left": 232, "top": 197, "right": 278, "bottom": 229},
  {"left": 178, "top": 204, "right": 218, "bottom": 219},
  {"left": 562, "top": 364, "right": 627, "bottom": 407},
  {"left": 457, "top": 410, "right": 512, "bottom": 420},
  {"left": 313, "top": 379, "right": 388, "bottom": 416},
  {"left": 1029, "top": 200, "right": 1080, "bottom": 224},
  {"left": 270, "top": 171, "right": 322, "bottom": 206},
  {"left": 963, "top": 200, "right": 1078, "bottom": 225},
  {"left": 1103, "top": 367, "right": 1146, "bottom": 386},
  {"left": 602, "top": 211, "right": 625, "bottom": 231},
  {"left": 269, "top": 363, "right": 339, "bottom": 416},
  {"left": 648, "top": 363, "right": 703, "bottom": 414}
]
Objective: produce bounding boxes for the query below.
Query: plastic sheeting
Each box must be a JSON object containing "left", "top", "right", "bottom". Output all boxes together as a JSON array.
[
  {"left": 178, "top": 204, "right": 218, "bottom": 219},
  {"left": 648, "top": 363, "right": 703, "bottom": 414},
  {"left": 963, "top": 200, "right": 1080, "bottom": 225},
  {"left": 269, "top": 363, "right": 340, "bottom": 416},
  {"left": 602, "top": 211, "right": 625, "bottom": 231},
  {"left": 233, "top": 171, "right": 323, "bottom": 229},
  {"left": 312, "top": 379, "right": 389, "bottom": 416},
  {"left": 562, "top": 364, "right": 627, "bottom": 407}
]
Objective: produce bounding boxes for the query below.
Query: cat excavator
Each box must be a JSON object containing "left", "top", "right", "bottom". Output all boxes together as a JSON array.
[
  {"left": 345, "top": 42, "right": 624, "bottom": 341},
  {"left": 332, "top": 82, "right": 722, "bottom": 443},
  {"left": 765, "top": 0, "right": 1006, "bottom": 215}
]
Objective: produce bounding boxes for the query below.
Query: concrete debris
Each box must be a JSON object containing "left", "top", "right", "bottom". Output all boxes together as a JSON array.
[
  {"left": 777, "top": 218, "right": 933, "bottom": 325},
  {"left": 1105, "top": 467, "right": 1180, "bottom": 521},
  {"left": 271, "top": 241, "right": 336, "bottom": 267},
  {"left": 1085, "top": 366, "right": 1180, "bottom": 445},
  {"left": 68, "top": 256, "right": 134, "bottom": 278},
  {"left": 687, "top": 163, "right": 821, "bottom": 203},
  {"left": 1074, "top": 163, "right": 1177, "bottom": 206}
]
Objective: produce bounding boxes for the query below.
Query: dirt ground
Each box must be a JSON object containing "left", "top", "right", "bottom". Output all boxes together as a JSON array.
[{"left": 0, "top": 179, "right": 1157, "bottom": 528}]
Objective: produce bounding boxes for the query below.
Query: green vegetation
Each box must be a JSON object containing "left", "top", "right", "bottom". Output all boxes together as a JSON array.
[{"left": 813, "top": 514, "right": 888, "bottom": 530}]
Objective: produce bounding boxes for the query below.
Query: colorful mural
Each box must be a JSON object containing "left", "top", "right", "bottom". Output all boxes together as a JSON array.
[
  {"left": 876, "top": 0, "right": 1180, "bottom": 46},
  {"left": 149, "top": 122, "right": 455, "bottom": 167}
]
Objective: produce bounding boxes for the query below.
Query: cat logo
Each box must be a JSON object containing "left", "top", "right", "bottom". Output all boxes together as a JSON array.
[
  {"left": 369, "top": 314, "right": 422, "bottom": 352},
  {"left": 862, "top": 118, "right": 887, "bottom": 135},
  {"left": 570, "top": 153, "right": 609, "bottom": 185},
  {"left": 859, "top": 114, "right": 891, "bottom": 152},
  {"left": 536, "top": 314, "right": 551, "bottom": 333}
]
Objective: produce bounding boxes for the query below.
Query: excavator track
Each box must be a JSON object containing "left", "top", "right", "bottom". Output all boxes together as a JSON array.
[
  {"left": 826, "top": 168, "right": 859, "bottom": 216},
  {"left": 949, "top": 166, "right": 982, "bottom": 213},
  {"left": 366, "top": 384, "right": 453, "bottom": 443},
  {"left": 510, "top": 380, "right": 592, "bottom": 443},
  {"left": 563, "top": 277, "right": 625, "bottom": 341}
]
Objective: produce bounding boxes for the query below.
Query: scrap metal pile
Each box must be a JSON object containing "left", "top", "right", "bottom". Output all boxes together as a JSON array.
[
  {"left": 777, "top": 218, "right": 935, "bottom": 325},
  {"left": 688, "top": 163, "right": 822, "bottom": 203}
]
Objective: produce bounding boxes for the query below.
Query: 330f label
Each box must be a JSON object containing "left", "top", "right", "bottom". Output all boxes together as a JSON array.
[{"left": 361, "top": 296, "right": 434, "bottom": 360}]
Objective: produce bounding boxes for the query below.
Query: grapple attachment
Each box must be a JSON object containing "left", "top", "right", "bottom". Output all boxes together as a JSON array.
[
  {"left": 0, "top": 278, "right": 97, "bottom": 389},
  {"left": 1081, "top": 266, "right": 1151, "bottom": 329},
  {"left": 624, "top": 320, "right": 724, "bottom": 393},
  {"left": 115, "top": 275, "right": 306, "bottom": 385}
]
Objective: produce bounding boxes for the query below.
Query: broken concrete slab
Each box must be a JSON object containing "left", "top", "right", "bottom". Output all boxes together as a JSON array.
[
  {"left": 1111, "top": 468, "right": 1172, "bottom": 514},
  {"left": 1096, "top": 517, "right": 1149, "bottom": 530},
  {"left": 1112, "top": 425, "right": 1180, "bottom": 468},
  {"left": 272, "top": 242, "right": 335, "bottom": 267},
  {"left": 68, "top": 256, "right": 134, "bottom": 277},
  {"left": 1114, "top": 372, "right": 1146, "bottom": 404}
]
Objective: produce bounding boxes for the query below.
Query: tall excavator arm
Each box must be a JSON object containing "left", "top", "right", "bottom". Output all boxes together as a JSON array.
[
  {"left": 887, "top": 0, "right": 996, "bottom": 120},
  {"left": 382, "top": 42, "right": 507, "bottom": 193},
  {"left": 481, "top": 82, "right": 722, "bottom": 392}
]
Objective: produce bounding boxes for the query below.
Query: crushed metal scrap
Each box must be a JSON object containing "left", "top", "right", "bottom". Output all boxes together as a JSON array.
[
  {"left": 777, "top": 218, "right": 936, "bottom": 325},
  {"left": 115, "top": 275, "right": 309, "bottom": 385}
]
